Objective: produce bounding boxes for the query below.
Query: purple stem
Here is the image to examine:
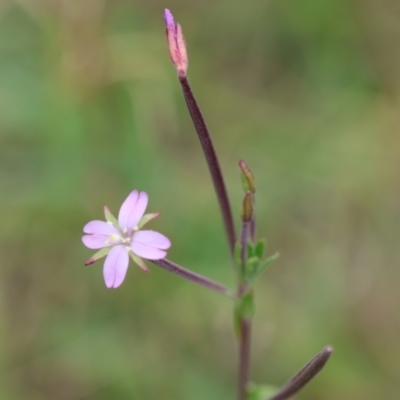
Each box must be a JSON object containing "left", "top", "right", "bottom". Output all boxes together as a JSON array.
[
  {"left": 151, "top": 258, "right": 234, "bottom": 297},
  {"left": 238, "top": 318, "right": 252, "bottom": 400},
  {"left": 179, "top": 76, "right": 236, "bottom": 255},
  {"left": 268, "top": 345, "right": 334, "bottom": 400},
  {"left": 240, "top": 220, "right": 251, "bottom": 282},
  {"left": 237, "top": 197, "right": 254, "bottom": 399},
  {"left": 240, "top": 191, "right": 254, "bottom": 294},
  {"left": 250, "top": 198, "right": 256, "bottom": 242}
]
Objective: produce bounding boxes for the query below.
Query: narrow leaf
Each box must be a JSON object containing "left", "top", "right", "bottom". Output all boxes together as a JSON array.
[
  {"left": 247, "top": 252, "right": 279, "bottom": 285},
  {"left": 247, "top": 241, "right": 257, "bottom": 259},
  {"left": 255, "top": 239, "right": 266, "bottom": 259}
]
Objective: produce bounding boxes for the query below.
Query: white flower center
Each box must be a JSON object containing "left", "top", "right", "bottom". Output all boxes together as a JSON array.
[
  {"left": 108, "top": 234, "right": 120, "bottom": 243},
  {"left": 105, "top": 227, "right": 133, "bottom": 246}
]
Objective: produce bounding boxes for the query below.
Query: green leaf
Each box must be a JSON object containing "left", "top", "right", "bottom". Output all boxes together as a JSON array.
[
  {"left": 247, "top": 241, "right": 256, "bottom": 259},
  {"left": 247, "top": 252, "right": 279, "bottom": 285},
  {"left": 255, "top": 239, "right": 266, "bottom": 259},
  {"left": 246, "top": 256, "right": 260, "bottom": 275}
]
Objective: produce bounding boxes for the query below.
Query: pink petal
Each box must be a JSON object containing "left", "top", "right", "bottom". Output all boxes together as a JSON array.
[
  {"left": 118, "top": 190, "right": 138, "bottom": 226},
  {"left": 131, "top": 242, "right": 167, "bottom": 260},
  {"left": 118, "top": 190, "right": 148, "bottom": 232},
  {"left": 133, "top": 230, "right": 171, "bottom": 249},
  {"left": 103, "top": 245, "right": 129, "bottom": 288},
  {"left": 83, "top": 220, "right": 119, "bottom": 235},
  {"left": 131, "top": 231, "right": 171, "bottom": 260},
  {"left": 82, "top": 234, "right": 111, "bottom": 249}
]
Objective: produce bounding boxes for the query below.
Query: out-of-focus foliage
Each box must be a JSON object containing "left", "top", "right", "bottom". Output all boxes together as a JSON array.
[{"left": 1, "top": 0, "right": 399, "bottom": 399}]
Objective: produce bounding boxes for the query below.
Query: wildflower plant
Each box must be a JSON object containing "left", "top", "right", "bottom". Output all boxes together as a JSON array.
[{"left": 82, "top": 9, "right": 333, "bottom": 400}]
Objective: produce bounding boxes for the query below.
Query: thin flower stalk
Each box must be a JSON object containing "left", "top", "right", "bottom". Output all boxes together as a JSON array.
[
  {"left": 152, "top": 258, "right": 234, "bottom": 297},
  {"left": 163, "top": 9, "right": 236, "bottom": 256},
  {"left": 179, "top": 76, "right": 236, "bottom": 255}
]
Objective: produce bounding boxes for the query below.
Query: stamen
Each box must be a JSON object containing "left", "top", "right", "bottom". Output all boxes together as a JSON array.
[{"left": 105, "top": 234, "right": 121, "bottom": 244}]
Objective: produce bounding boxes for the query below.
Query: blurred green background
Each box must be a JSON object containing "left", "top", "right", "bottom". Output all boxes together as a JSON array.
[{"left": 1, "top": 0, "right": 400, "bottom": 399}]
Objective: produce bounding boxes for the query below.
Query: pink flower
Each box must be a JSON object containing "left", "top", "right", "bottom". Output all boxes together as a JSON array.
[{"left": 82, "top": 190, "right": 171, "bottom": 288}]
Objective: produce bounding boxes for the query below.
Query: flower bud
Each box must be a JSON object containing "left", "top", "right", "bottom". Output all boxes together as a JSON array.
[
  {"left": 238, "top": 159, "right": 256, "bottom": 193},
  {"left": 242, "top": 191, "right": 254, "bottom": 222},
  {"left": 164, "top": 9, "right": 188, "bottom": 78}
]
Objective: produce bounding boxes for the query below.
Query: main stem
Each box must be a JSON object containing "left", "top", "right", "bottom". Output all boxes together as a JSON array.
[
  {"left": 238, "top": 318, "right": 252, "bottom": 400},
  {"left": 179, "top": 70, "right": 247, "bottom": 398},
  {"left": 237, "top": 218, "right": 253, "bottom": 400},
  {"left": 179, "top": 76, "right": 236, "bottom": 255}
]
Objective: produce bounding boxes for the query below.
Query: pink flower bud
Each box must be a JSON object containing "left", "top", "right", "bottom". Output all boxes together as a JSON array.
[{"left": 164, "top": 9, "right": 188, "bottom": 78}]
